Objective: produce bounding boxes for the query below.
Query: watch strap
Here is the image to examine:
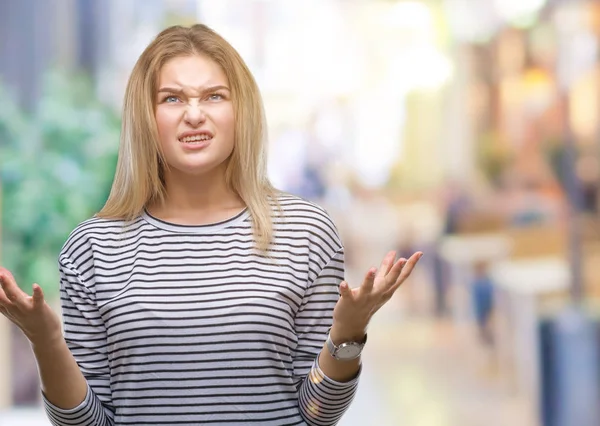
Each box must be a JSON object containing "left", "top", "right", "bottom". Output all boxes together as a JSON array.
[{"left": 326, "top": 331, "right": 367, "bottom": 360}]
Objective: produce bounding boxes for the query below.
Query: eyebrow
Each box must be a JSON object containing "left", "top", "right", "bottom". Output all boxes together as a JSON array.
[{"left": 157, "top": 85, "right": 230, "bottom": 95}]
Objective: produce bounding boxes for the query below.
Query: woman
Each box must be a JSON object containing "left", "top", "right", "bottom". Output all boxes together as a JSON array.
[{"left": 0, "top": 24, "right": 421, "bottom": 425}]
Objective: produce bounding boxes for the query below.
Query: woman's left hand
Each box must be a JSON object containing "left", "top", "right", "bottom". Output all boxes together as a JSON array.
[{"left": 331, "top": 251, "right": 423, "bottom": 341}]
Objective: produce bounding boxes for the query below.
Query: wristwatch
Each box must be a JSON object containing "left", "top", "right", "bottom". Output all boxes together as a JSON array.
[{"left": 325, "top": 332, "right": 367, "bottom": 361}]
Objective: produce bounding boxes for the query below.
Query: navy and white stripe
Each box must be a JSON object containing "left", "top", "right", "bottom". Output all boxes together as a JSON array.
[{"left": 44, "top": 194, "right": 359, "bottom": 425}]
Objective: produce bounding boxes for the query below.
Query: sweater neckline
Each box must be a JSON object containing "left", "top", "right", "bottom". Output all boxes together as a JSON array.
[{"left": 141, "top": 208, "right": 250, "bottom": 234}]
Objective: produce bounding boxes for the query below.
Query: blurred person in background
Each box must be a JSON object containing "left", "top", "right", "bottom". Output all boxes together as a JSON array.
[
  {"left": 0, "top": 24, "right": 422, "bottom": 426},
  {"left": 471, "top": 261, "right": 495, "bottom": 346},
  {"left": 429, "top": 181, "right": 472, "bottom": 318}
]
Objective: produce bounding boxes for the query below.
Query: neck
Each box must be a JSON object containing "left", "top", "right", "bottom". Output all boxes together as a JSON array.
[{"left": 148, "top": 167, "right": 245, "bottom": 225}]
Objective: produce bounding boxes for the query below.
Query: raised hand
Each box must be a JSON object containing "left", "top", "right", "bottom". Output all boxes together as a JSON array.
[
  {"left": 332, "top": 251, "right": 423, "bottom": 340},
  {"left": 0, "top": 267, "right": 62, "bottom": 345}
]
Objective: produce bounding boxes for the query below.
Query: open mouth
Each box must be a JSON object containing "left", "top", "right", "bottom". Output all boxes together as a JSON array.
[{"left": 179, "top": 135, "right": 213, "bottom": 144}]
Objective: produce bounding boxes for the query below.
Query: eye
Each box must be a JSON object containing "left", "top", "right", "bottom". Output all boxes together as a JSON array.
[
  {"left": 208, "top": 93, "right": 224, "bottom": 101},
  {"left": 163, "top": 95, "right": 180, "bottom": 103}
]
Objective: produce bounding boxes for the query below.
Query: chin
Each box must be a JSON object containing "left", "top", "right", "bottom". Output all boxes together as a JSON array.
[{"left": 172, "top": 160, "right": 229, "bottom": 178}]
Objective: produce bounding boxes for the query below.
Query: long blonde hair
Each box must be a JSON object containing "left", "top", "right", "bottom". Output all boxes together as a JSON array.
[{"left": 98, "top": 24, "right": 278, "bottom": 250}]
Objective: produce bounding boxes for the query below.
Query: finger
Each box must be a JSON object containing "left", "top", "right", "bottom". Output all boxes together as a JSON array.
[
  {"left": 339, "top": 281, "right": 355, "bottom": 302},
  {"left": 0, "top": 280, "right": 11, "bottom": 306},
  {"left": 384, "top": 258, "right": 407, "bottom": 286},
  {"left": 0, "top": 269, "right": 25, "bottom": 305},
  {"left": 359, "top": 267, "right": 377, "bottom": 295},
  {"left": 376, "top": 251, "right": 396, "bottom": 280},
  {"left": 397, "top": 252, "right": 423, "bottom": 281},
  {"left": 32, "top": 284, "right": 45, "bottom": 309},
  {"left": 384, "top": 252, "right": 423, "bottom": 297}
]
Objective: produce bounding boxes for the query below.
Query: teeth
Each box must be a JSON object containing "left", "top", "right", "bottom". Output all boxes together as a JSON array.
[{"left": 180, "top": 135, "right": 212, "bottom": 143}]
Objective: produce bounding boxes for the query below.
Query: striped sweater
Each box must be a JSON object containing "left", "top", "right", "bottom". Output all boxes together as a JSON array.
[{"left": 43, "top": 194, "right": 359, "bottom": 425}]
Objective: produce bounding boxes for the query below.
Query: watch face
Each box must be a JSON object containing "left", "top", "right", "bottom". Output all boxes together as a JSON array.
[{"left": 336, "top": 343, "right": 362, "bottom": 360}]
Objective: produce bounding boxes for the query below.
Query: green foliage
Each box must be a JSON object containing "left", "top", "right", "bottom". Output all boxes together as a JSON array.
[{"left": 0, "top": 71, "right": 120, "bottom": 298}]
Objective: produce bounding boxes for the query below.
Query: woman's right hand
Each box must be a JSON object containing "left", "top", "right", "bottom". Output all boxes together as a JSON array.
[{"left": 0, "top": 267, "right": 63, "bottom": 345}]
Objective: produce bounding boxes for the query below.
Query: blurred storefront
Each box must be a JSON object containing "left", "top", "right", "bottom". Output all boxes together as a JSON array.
[
  {"left": 447, "top": 0, "right": 600, "bottom": 290},
  {"left": 439, "top": 2, "right": 600, "bottom": 425}
]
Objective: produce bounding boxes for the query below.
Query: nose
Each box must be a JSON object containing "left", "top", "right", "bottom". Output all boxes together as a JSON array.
[{"left": 184, "top": 102, "right": 206, "bottom": 127}]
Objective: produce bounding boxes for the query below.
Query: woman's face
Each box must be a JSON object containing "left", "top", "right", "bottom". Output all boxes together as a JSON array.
[{"left": 155, "top": 54, "right": 235, "bottom": 179}]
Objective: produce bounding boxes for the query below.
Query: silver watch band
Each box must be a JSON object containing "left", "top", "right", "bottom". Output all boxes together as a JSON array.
[{"left": 325, "top": 332, "right": 367, "bottom": 360}]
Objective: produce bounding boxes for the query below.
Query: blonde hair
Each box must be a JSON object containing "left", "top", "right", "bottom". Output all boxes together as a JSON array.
[{"left": 98, "top": 24, "right": 278, "bottom": 250}]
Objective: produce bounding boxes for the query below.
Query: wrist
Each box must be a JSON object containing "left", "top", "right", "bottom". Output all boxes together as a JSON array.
[
  {"left": 29, "top": 329, "right": 64, "bottom": 352},
  {"left": 329, "top": 322, "right": 367, "bottom": 345}
]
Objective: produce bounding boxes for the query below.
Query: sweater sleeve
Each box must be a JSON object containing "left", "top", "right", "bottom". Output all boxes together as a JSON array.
[
  {"left": 43, "top": 256, "right": 114, "bottom": 426},
  {"left": 293, "top": 248, "right": 360, "bottom": 425}
]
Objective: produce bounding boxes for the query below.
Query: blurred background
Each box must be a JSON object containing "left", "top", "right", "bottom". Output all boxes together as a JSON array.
[{"left": 1, "top": 0, "right": 600, "bottom": 425}]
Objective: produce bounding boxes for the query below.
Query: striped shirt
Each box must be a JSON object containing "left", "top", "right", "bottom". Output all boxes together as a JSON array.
[{"left": 44, "top": 194, "right": 360, "bottom": 425}]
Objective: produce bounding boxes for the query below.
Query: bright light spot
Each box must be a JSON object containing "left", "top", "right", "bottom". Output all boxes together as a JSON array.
[
  {"left": 353, "top": 93, "right": 404, "bottom": 188},
  {"left": 444, "top": 0, "right": 501, "bottom": 43},
  {"left": 392, "top": 46, "right": 454, "bottom": 91},
  {"left": 307, "top": 399, "right": 320, "bottom": 417},
  {"left": 384, "top": 1, "right": 432, "bottom": 30},
  {"left": 494, "top": 0, "right": 548, "bottom": 24},
  {"left": 309, "top": 369, "right": 324, "bottom": 385}
]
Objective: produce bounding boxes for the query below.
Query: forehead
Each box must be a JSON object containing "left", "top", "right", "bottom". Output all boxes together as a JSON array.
[{"left": 158, "top": 55, "right": 228, "bottom": 89}]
